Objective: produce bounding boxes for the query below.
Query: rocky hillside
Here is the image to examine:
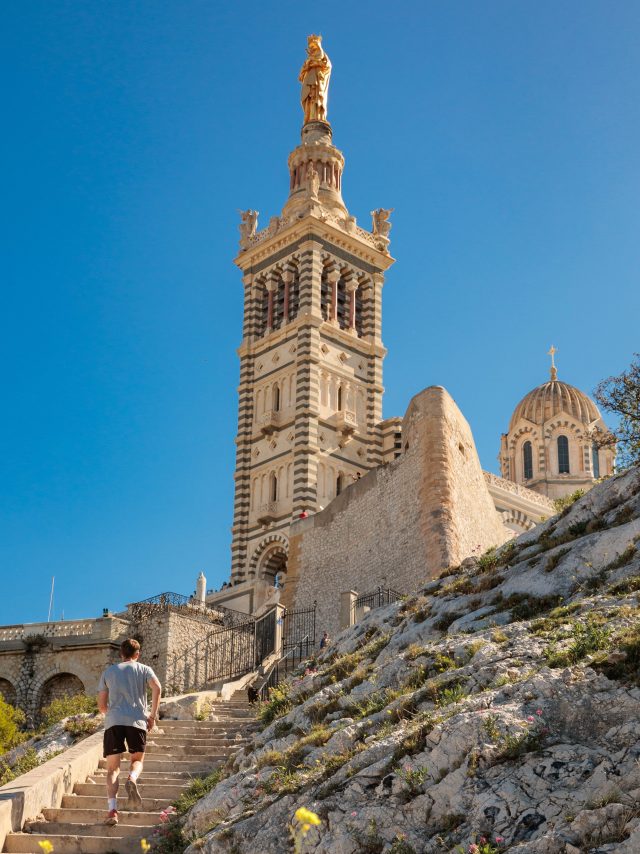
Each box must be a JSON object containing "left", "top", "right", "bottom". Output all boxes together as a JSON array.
[{"left": 182, "top": 467, "right": 640, "bottom": 854}]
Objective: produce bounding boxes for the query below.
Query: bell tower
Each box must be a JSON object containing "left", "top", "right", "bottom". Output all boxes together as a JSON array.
[{"left": 223, "top": 37, "right": 395, "bottom": 604}]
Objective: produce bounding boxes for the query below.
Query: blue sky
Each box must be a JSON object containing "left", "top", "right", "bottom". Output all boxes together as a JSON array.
[{"left": 1, "top": 1, "right": 639, "bottom": 625}]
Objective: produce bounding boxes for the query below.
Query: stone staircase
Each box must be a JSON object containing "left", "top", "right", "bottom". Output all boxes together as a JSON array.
[{"left": 3, "top": 699, "right": 256, "bottom": 854}]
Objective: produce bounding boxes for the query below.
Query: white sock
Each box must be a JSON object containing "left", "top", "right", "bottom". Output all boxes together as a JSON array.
[
  {"left": 108, "top": 797, "right": 117, "bottom": 811},
  {"left": 129, "top": 770, "right": 140, "bottom": 783}
]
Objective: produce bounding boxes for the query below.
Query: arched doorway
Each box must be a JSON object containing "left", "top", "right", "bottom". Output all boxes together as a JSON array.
[
  {"left": 0, "top": 677, "right": 16, "bottom": 707},
  {"left": 40, "top": 673, "right": 85, "bottom": 707},
  {"left": 260, "top": 545, "right": 288, "bottom": 588}
]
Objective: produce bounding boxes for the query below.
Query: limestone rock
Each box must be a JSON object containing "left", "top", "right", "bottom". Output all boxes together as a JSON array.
[{"left": 182, "top": 467, "right": 640, "bottom": 853}]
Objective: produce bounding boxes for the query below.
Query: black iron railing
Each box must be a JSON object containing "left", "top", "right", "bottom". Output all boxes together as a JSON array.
[
  {"left": 127, "top": 591, "right": 248, "bottom": 627},
  {"left": 258, "top": 634, "right": 311, "bottom": 702},
  {"left": 282, "top": 603, "right": 316, "bottom": 658},
  {"left": 351, "top": 587, "right": 403, "bottom": 622},
  {"left": 166, "top": 606, "right": 282, "bottom": 695}
]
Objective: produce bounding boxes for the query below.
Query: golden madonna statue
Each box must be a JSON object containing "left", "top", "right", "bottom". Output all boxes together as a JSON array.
[{"left": 299, "top": 35, "right": 332, "bottom": 124}]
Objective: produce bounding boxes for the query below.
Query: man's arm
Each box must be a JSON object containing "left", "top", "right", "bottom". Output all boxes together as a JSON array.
[
  {"left": 97, "top": 689, "right": 108, "bottom": 715},
  {"left": 147, "top": 676, "right": 162, "bottom": 731}
]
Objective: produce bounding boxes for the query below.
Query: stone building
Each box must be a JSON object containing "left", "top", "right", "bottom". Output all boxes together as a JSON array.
[
  {"left": 214, "top": 39, "right": 397, "bottom": 616},
  {"left": 500, "top": 357, "right": 615, "bottom": 500},
  {"left": 209, "top": 37, "right": 558, "bottom": 617}
]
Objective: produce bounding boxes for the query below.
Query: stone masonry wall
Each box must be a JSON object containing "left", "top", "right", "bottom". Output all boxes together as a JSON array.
[
  {"left": 283, "top": 386, "right": 511, "bottom": 639},
  {"left": 132, "top": 610, "right": 218, "bottom": 687}
]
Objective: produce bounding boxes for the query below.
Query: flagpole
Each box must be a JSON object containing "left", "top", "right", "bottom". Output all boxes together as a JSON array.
[{"left": 47, "top": 576, "right": 55, "bottom": 623}]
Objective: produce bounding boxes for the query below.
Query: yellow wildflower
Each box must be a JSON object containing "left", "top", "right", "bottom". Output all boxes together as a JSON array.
[
  {"left": 140, "top": 840, "right": 151, "bottom": 853},
  {"left": 38, "top": 843, "right": 54, "bottom": 854},
  {"left": 294, "top": 807, "right": 321, "bottom": 826}
]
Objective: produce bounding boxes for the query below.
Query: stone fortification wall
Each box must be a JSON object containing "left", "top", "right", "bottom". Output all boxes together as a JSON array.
[{"left": 283, "top": 386, "right": 510, "bottom": 638}]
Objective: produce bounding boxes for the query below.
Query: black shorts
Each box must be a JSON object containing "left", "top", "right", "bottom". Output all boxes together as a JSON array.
[{"left": 103, "top": 725, "right": 147, "bottom": 757}]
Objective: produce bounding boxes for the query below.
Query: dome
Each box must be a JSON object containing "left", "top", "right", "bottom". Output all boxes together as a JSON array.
[{"left": 509, "top": 377, "right": 601, "bottom": 431}]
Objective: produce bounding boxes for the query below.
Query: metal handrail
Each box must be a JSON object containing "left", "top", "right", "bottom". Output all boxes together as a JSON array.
[
  {"left": 126, "top": 591, "right": 249, "bottom": 627},
  {"left": 258, "top": 633, "right": 311, "bottom": 702}
]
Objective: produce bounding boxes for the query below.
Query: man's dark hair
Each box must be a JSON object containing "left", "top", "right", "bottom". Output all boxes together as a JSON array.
[{"left": 120, "top": 638, "right": 141, "bottom": 659}]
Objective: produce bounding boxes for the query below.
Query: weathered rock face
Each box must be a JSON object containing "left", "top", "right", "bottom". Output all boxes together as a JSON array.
[{"left": 184, "top": 466, "right": 640, "bottom": 854}]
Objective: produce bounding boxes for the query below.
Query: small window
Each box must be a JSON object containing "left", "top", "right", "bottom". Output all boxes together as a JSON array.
[
  {"left": 270, "top": 473, "right": 278, "bottom": 502},
  {"left": 273, "top": 383, "right": 280, "bottom": 412},
  {"left": 592, "top": 443, "right": 600, "bottom": 479},
  {"left": 557, "top": 435, "right": 570, "bottom": 474},
  {"left": 337, "top": 386, "right": 343, "bottom": 411},
  {"left": 523, "top": 441, "right": 533, "bottom": 480},
  {"left": 336, "top": 475, "right": 342, "bottom": 496}
]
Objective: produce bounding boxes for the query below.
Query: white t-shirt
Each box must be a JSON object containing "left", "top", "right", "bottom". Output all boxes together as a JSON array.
[{"left": 98, "top": 661, "right": 157, "bottom": 731}]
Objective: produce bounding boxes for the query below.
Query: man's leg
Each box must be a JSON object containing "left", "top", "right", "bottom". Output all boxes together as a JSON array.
[
  {"left": 125, "top": 751, "right": 144, "bottom": 809},
  {"left": 105, "top": 753, "right": 121, "bottom": 824}
]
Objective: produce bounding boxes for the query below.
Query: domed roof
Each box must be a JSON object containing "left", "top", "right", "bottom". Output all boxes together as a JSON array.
[{"left": 509, "top": 375, "right": 601, "bottom": 431}]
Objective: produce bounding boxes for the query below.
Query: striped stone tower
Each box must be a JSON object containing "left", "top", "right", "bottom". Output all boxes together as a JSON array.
[{"left": 226, "top": 38, "right": 395, "bottom": 599}]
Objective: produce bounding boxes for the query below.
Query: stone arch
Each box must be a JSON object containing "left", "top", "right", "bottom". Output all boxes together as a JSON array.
[
  {"left": 501, "top": 509, "right": 536, "bottom": 534},
  {"left": 248, "top": 533, "right": 289, "bottom": 583},
  {"left": 0, "top": 676, "right": 17, "bottom": 707},
  {"left": 39, "top": 672, "right": 86, "bottom": 708}
]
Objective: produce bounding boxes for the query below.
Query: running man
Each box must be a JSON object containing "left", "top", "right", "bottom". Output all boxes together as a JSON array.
[{"left": 97, "top": 638, "right": 162, "bottom": 825}]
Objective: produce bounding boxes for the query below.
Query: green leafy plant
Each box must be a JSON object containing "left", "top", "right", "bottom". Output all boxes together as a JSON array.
[
  {"left": 0, "top": 696, "right": 27, "bottom": 754},
  {"left": 40, "top": 694, "right": 97, "bottom": 728},
  {"left": 258, "top": 683, "right": 292, "bottom": 725}
]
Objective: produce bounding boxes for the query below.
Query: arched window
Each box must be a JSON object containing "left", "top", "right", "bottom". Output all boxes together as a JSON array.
[
  {"left": 557, "top": 435, "right": 570, "bottom": 474},
  {"left": 336, "top": 474, "right": 342, "bottom": 496},
  {"left": 272, "top": 383, "right": 280, "bottom": 412},
  {"left": 592, "top": 443, "right": 600, "bottom": 479},
  {"left": 337, "top": 385, "right": 343, "bottom": 411},
  {"left": 270, "top": 473, "right": 278, "bottom": 503},
  {"left": 523, "top": 441, "right": 533, "bottom": 480}
]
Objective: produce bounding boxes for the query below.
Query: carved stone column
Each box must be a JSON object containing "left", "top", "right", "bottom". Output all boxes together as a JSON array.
[
  {"left": 327, "top": 268, "right": 340, "bottom": 326},
  {"left": 282, "top": 268, "right": 295, "bottom": 325},
  {"left": 265, "top": 274, "right": 278, "bottom": 333},
  {"left": 346, "top": 278, "right": 358, "bottom": 334}
]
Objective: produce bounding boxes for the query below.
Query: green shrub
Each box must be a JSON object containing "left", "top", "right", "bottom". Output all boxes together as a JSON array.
[
  {"left": 0, "top": 696, "right": 27, "bottom": 754},
  {"left": 173, "top": 767, "right": 226, "bottom": 814},
  {"left": 258, "top": 683, "right": 292, "bottom": 726},
  {"left": 40, "top": 694, "right": 97, "bottom": 728},
  {"left": 553, "top": 489, "right": 584, "bottom": 513},
  {"left": 545, "top": 616, "right": 611, "bottom": 668},
  {"left": 0, "top": 748, "right": 41, "bottom": 787}
]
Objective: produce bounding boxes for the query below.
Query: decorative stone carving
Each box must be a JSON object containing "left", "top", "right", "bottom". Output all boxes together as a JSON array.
[
  {"left": 238, "top": 210, "right": 258, "bottom": 249},
  {"left": 371, "top": 207, "right": 393, "bottom": 239},
  {"left": 307, "top": 163, "right": 320, "bottom": 202}
]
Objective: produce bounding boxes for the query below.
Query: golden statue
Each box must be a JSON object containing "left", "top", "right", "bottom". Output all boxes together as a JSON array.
[{"left": 299, "top": 35, "right": 332, "bottom": 124}]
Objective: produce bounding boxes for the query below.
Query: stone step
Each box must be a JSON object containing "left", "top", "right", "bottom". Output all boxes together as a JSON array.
[
  {"left": 87, "top": 775, "right": 192, "bottom": 788},
  {"left": 63, "top": 794, "right": 175, "bottom": 811},
  {"left": 148, "top": 739, "right": 249, "bottom": 749},
  {"left": 145, "top": 744, "right": 245, "bottom": 757},
  {"left": 4, "top": 832, "right": 147, "bottom": 853},
  {"left": 97, "top": 757, "right": 222, "bottom": 772},
  {"left": 42, "top": 809, "right": 160, "bottom": 826},
  {"left": 24, "top": 821, "right": 151, "bottom": 838}
]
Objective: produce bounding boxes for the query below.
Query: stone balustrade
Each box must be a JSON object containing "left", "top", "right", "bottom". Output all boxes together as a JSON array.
[
  {"left": 0, "top": 616, "right": 129, "bottom": 645},
  {"left": 483, "top": 470, "right": 555, "bottom": 510}
]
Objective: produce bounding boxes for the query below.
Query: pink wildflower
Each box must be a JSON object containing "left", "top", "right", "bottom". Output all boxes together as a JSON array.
[
  {"left": 536, "top": 709, "right": 543, "bottom": 716},
  {"left": 527, "top": 715, "right": 534, "bottom": 722},
  {"left": 351, "top": 811, "right": 357, "bottom": 817},
  {"left": 496, "top": 837, "right": 504, "bottom": 843}
]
